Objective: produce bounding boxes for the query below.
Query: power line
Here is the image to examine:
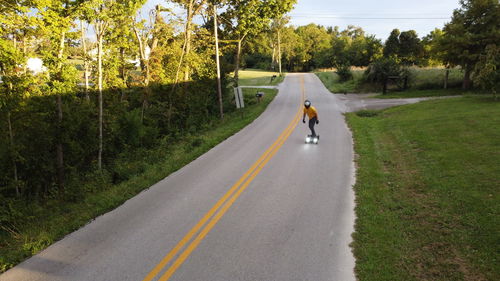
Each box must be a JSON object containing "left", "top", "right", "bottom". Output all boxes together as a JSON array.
[{"left": 289, "top": 14, "right": 450, "bottom": 20}]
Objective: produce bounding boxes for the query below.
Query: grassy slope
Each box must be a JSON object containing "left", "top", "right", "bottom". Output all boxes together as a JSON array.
[
  {"left": 315, "top": 70, "right": 365, "bottom": 93},
  {"left": 0, "top": 70, "right": 281, "bottom": 272},
  {"left": 347, "top": 96, "right": 499, "bottom": 280},
  {"left": 236, "top": 68, "right": 284, "bottom": 86}
]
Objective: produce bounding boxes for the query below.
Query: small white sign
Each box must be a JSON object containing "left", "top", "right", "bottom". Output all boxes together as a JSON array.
[{"left": 234, "top": 87, "right": 244, "bottom": 108}]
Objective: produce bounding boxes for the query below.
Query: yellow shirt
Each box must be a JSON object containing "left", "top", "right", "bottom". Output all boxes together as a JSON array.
[{"left": 304, "top": 106, "right": 318, "bottom": 119}]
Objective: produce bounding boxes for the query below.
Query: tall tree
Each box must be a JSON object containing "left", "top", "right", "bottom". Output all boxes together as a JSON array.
[
  {"left": 270, "top": 16, "right": 289, "bottom": 75},
  {"left": 170, "top": 0, "right": 207, "bottom": 85},
  {"left": 82, "top": 0, "right": 130, "bottom": 169},
  {"left": 383, "top": 28, "right": 400, "bottom": 59},
  {"left": 439, "top": 0, "right": 500, "bottom": 89},
  {"left": 212, "top": 2, "right": 224, "bottom": 118},
  {"left": 398, "top": 30, "right": 422, "bottom": 66},
  {"left": 0, "top": 0, "right": 34, "bottom": 196},
  {"left": 224, "top": 0, "right": 296, "bottom": 86},
  {"left": 37, "top": 0, "right": 82, "bottom": 192},
  {"left": 0, "top": 38, "right": 25, "bottom": 196},
  {"left": 473, "top": 44, "right": 499, "bottom": 100}
]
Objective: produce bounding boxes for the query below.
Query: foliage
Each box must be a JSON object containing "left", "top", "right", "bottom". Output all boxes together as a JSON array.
[
  {"left": 438, "top": 0, "right": 500, "bottom": 88},
  {"left": 364, "top": 57, "right": 402, "bottom": 84},
  {"left": 335, "top": 64, "right": 352, "bottom": 82},
  {"left": 473, "top": 44, "right": 499, "bottom": 99},
  {"left": 0, "top": 86, "right": 278, "bottom": 273},
  {"left": 383, "top": 28, "right": 423, "bottom": 65}
]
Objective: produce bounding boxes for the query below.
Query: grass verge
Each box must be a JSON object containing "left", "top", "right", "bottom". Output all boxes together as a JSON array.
[
  {"left": 347, "top": 96, "right": 499, "bottom": 280},
  {"left": 0, "top": 89, "right": 278, "bottom": 273}
]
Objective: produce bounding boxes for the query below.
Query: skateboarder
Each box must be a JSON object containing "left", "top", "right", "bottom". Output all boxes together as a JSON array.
[{"left": 302, "top": 99, "right": 319, "bottom": 137}]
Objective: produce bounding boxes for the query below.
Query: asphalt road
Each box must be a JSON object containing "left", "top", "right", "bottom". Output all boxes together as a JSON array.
[{"left": 0, "top": 73, "right": 357, "bottom": 281}]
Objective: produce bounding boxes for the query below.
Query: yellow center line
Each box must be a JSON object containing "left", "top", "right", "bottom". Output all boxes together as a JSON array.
[
  {"left": 143, "top": 75, "right": 306, "bottom": 281},
  {"left": 159, "top": 112, "right": 301, "bottom": 281}
]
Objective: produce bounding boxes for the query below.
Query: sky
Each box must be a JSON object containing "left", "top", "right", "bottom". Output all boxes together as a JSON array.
[{"left": 142, "top": 0, "right": 462, "bottom": 40}]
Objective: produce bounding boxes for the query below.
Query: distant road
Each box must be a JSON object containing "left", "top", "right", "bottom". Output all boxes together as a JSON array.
[{"left": 1, "top": 73, "right": 356, "bottom": 281}]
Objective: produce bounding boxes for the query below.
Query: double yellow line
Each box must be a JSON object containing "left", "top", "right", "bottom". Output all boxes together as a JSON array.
[{"left": 143, "top": 76, "right": 306, "bottom": 281}]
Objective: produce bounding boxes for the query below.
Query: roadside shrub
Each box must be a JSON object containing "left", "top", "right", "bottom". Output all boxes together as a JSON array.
[
  {"left": 336, "top": 64, "right": 353, "bottom": 82},
  {"left": 364, "top": 57, "right": 401, "bottom": 84}
]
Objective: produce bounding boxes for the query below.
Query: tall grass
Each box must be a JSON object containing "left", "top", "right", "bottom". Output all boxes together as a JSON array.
[{"left": 316, "top": 67, "right": 466, "bottom": 95}]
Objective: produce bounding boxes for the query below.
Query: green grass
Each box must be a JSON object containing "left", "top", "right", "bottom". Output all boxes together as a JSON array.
[
  {"left": 0, "top": 89, "right": 278, "bottom": 273},
  {"left": 375, "top": 89, "right": 466, "bottom": 99},
  {"left": 346, "top": 96, "right": 499, "bottom": 280},
  {"left": 410, "top": 67, "right": 463, "bottom": 90},
  {"left": 315, "top": 70, "right": 366, "bottom": 93},
  {"left": 236, "top": 69, "right": 285, "bottom": 86},
  {"left": 316, "top": 67, "right": 466, "bottom": 96}
]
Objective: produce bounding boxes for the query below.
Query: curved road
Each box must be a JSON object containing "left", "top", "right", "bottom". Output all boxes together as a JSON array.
[{"left": 1, "top": 73, "right": 356, "bottom": 281}]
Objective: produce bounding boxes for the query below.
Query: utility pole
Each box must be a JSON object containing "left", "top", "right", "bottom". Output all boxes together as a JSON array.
[{"left": 214, "top": 4, "right": 223, "bottom": 119}]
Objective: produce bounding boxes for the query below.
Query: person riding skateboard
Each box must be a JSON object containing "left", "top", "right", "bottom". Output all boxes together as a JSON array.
[{"left": 302, "top": 99, "right": 319, "bottom": 137}]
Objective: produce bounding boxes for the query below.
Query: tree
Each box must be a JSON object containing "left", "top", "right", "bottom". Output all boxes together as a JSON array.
[
  {"left": 398, "top": 30, "right": 422, "bottom": 65},
  {"left": 474, "top": 44, "right": 499, "bottom": 100},
  {"left": 383, "top": 29, "right": 400, "bottom": 58},
  {"left": 269, "top": 15, "right": 290, "bottom": 74},
  {"left": 295, "top": 24, "right": 331, "bottom": 70},
  {"left": 223, "top": 0, "right": 296, "bottom": 85},
  {"left": 170, "top": 0, "right": 207, "bottom": 84},
  {"left": 37, "top": 0, "right": 83, "bottom": 192},
  {"left": 439, "top": 0, "right": 500, "bottom": 89},
  {"left": 365, "top": 57, "right": 402, "bottom": 94},
  {"left": 82, "top": 0, "right": 139, "bottom": 169},
  {"left": 212, "top": 2, "right": 224, "bottom": 118},
  {"left": 0, "top": 38, "right": 25, "bottom": 196}
]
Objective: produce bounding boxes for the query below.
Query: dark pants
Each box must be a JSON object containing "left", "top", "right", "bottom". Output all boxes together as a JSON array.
[{"left": 308, "top": 117, "right": 317, "bottom": 137}]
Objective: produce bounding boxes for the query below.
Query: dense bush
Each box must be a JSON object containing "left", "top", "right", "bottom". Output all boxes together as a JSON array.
[
  {"left": 0, "top": 78, "right": 232, "bottom": 201},
  {"left": 335, "top": 64, "right": 353, "bottom": 82},
  {"left": 364, "top": 57, "right": 402, "bottom": 84}
]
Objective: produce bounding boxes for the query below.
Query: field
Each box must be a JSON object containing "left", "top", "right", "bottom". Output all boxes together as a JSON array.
[
  {"left": 236, "top": 68, "right": 285, "bottom": 86},
  {"left": 316, "top": 67, "right": 465, "bottom": 96},
  {"left": 346, "top": 95, "right": 499, "bottom": 280}
]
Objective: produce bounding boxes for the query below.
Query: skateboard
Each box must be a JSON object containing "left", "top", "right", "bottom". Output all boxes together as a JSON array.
[{"left": 305, "top": 134, "right": 319, "bottom": 144}]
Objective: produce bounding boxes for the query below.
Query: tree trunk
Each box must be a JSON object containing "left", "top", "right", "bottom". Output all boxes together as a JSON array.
[
  {"left": 7, "top": 111, "right": 19, "bottom": 197},
  {"left": 22, "top": 35, "right": 28, "bottom": 74},
  {"left": 214, "top": 5, "right": 223, "bottom": 119},
  {"left": 278, "top": 29, "right": 282, "bottom": 75},
  {"left": 97, "top": 31, "right": 103, "bottom": 170},
  {"left": 133, "top": 26, "right": 152, "bottom": 124},
  {"left": 56, "top": 31, "right": 66, "bottom": 192},
  {"left": 184, "top": 2, "right": 194, "bottom": 82},
  {"left": 444, "top": 68, "right": 449, "bottom": 89},
  {"left": 271, "top": 47, "right": 276, "bottom": 71},
  {"left": 462, "top": 64, "right": 472, "bottom": 90},
  {"left": 81, "top": 21, "right": 90, "bottom": 101},
  {"left": 234, "top": 38, "right": 242, "bottom": 87}
]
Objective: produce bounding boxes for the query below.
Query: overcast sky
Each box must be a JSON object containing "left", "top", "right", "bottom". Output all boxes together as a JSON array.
[{"left": 142, "top": 0, "right": 462, "bottom": 40}]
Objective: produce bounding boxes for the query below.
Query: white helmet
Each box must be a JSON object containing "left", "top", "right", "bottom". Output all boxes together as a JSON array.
[{"left": 304, "top": 100, "right": 311, "bottom": 108}]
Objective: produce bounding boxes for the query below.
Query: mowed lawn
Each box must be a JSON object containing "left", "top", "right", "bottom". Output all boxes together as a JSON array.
[
  {"left": 237, "top": 69, "right": 284, "bottom": 86},
  {"left": 346, "top": 96, "right": 499, "bottom": 280}
]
